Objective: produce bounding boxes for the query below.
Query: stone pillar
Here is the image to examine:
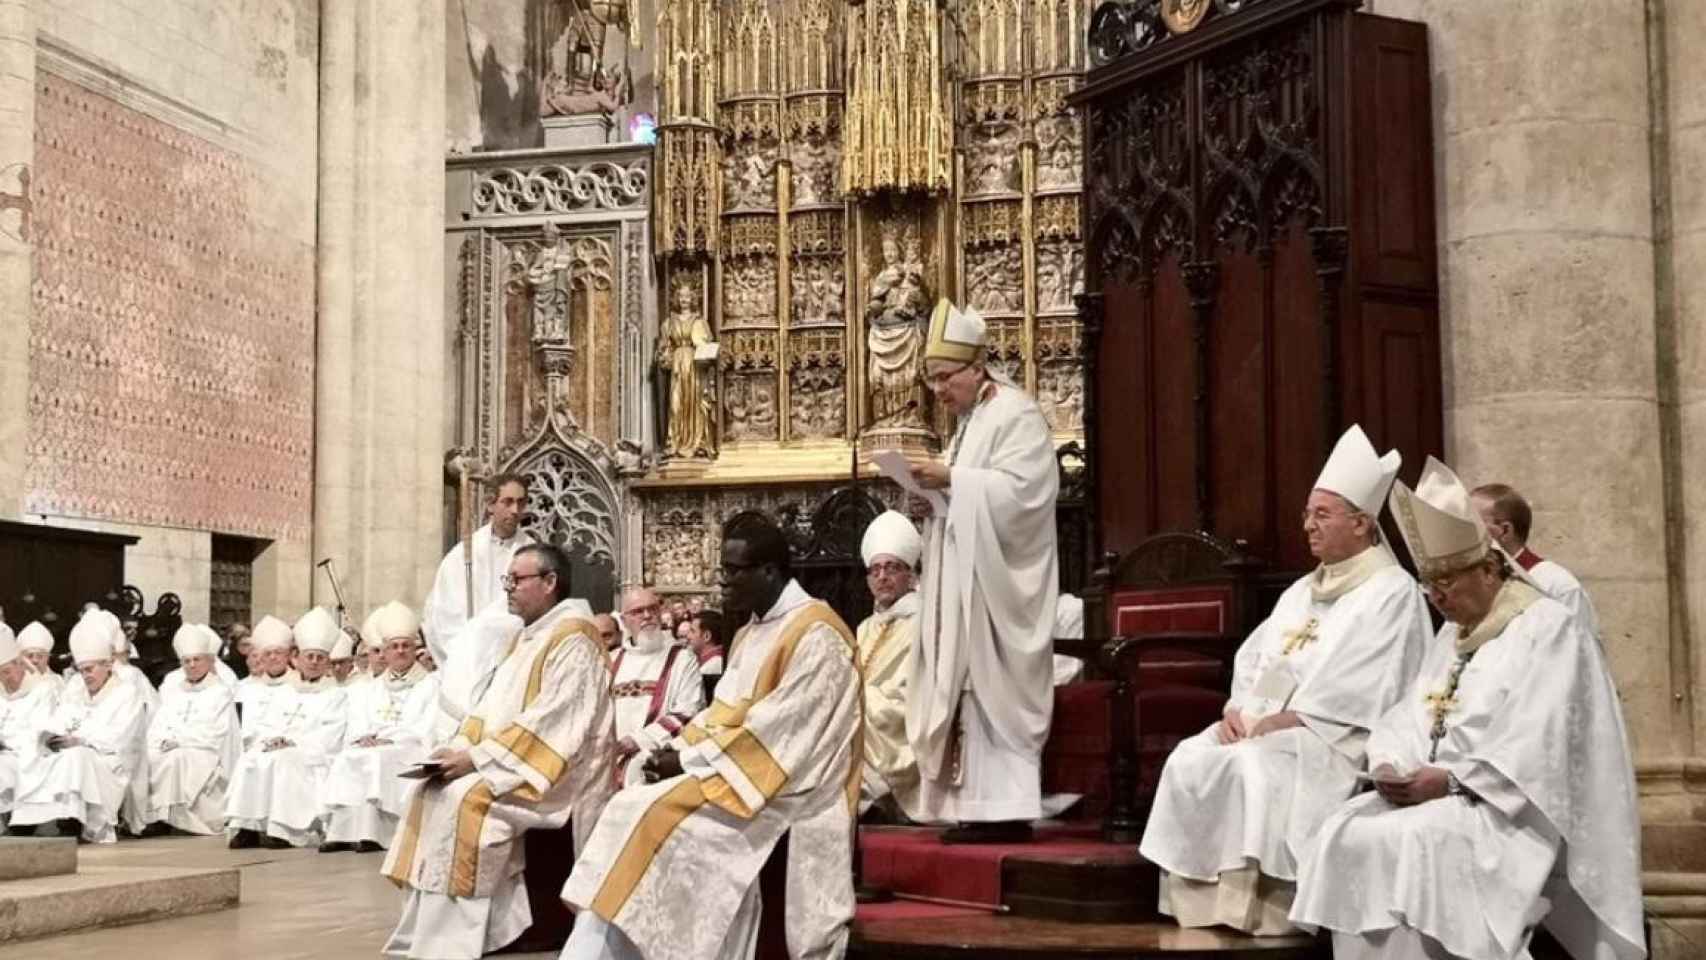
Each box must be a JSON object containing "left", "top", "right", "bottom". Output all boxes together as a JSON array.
[
  {"left": 311, "top": 3, "right": 448, "bottom": 617},
  {"left": 0, "top": 0, "right": 33, "bottom": 519}
]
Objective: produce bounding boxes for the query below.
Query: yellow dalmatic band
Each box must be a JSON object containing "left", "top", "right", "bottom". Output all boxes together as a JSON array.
[{"left": 450, "top": 782, "right": 498, "bottom": 897}]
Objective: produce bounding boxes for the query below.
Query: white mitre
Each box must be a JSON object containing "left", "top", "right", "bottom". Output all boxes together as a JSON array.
[
  {"left": 360, "top": 607, "right": 383, "bottom": 650},
  {"left": 294, "top": 607, "right": 342, "bottom": 654},
  {"left": 925, "top": 298, "right": 987, "bottom": 364},
  {"left": 1388, "top": 456, "right": 1492, "bottom": 580},
  {"left": 70, "top": 615, "right": 114, "bottom": 664},
  {"left": 371, "top": 601, "right": 421, "bottom": 644},
  {"left": 861, "top": 510, "right": 923, "bottom": 568},
  {"left": 172, "top": 623, "right": 218, "bottom": 659},
  {"left": 1314, "top": 423, "right": 1401, "bottom": 515},
  {"left": 330, "top": 632, "right": 354, "bottom": 662},
  {"left": 18, "top": 621, "right": 53, "bottom": 653},
  {"left": 0, "top": 624, "right": 18, "bottom": 667},
  {"left": 197, "top": 624, "right": 226, "bottom": 656},
  {"left": 252, "top": 615, "right": 294, "bottom": 651},
  {"left": 82, "top": 608, "right": 125, "bottom": 653}
]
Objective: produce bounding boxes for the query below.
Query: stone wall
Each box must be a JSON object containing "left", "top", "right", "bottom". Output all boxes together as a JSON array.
[{"left": 6, "top": 0, "right": 320, "bottom": 622}]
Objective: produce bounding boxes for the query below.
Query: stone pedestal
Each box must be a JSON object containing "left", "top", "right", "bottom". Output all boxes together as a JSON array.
[
  {"left": 542, "top": 113, "right": 614, "bottom": 148},
  {"left": 0, "top": 0, "right": 34, "bottom": 519}
]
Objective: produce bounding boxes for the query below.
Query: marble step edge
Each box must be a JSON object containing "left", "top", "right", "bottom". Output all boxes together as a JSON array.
[
  {"left": 0, "top": 837, "right": 78, "bottom": 882},
  {"left": 0, "top": 863, "right": 240, "bottom": 943}
]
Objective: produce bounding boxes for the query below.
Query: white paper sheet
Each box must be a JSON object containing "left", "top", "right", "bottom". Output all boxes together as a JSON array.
[{"left": 870, "top": 449, "right": 947, "bottom": 516}]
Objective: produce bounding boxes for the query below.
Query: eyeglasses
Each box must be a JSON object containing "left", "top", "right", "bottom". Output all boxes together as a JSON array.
[
  {"left": 501, "top": 572, "right": 547, "bottom": 590},
  {"left": 623, "top": 602, "right": 662, "bottom": 620},
  {"left": 925, "top": 364, "right": 971, "bottom": 387}
]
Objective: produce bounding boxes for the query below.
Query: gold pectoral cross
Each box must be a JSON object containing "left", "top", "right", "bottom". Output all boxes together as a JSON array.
[
  {"left": 1423, "top": 689, "right": 1459, "bottom": 720},
  {"left": 378, "top": 702, "right": 402, "bottom": 724},
  {"left": 1281, "top": 617, "right": 1320, "bottom": 655}
]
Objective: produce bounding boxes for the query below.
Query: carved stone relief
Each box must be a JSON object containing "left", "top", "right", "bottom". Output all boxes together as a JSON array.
[
  {"left": 472, "top": 161, "right": 650, "bottom": 216},
  {"left": 722, "top": 257, "right": 779, "bottom": 326},
  {"left": 1036, "top": 321, "right": 1085, "bottom": 433},
  {"left": 965, "top": 120, "right": 1022, "bottom": 196},
  {"left": 1036, "top": 241, "right": 1084, "bottom": 313},
  {"left": 864, "top": 215, "right": 931, "bottom": 432},
  {"left": 789, "top": 329, "right": 846, "bottom": 440},
  {"left": 722, "top": 371, "right": 780, "bottom": 442},
  {"left": 790, "top": 135, "right": 841, "bottom": 207},
  {"left": 1036, "top": 113, "right": 1082, "bottom": 191},
  {"left": 723, "top": 145, "right": 778, "bottom": 212},
  {"left": 966, "top": 244, "right": 1024, "bottom": 314},
  {"left": 791, "top": 256, "right": 846, "bottom": 327}
]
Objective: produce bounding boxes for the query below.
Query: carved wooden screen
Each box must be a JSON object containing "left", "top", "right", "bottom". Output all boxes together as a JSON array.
[{"left": 1076, "top": 0, "right": 1440, "bottom": 575}]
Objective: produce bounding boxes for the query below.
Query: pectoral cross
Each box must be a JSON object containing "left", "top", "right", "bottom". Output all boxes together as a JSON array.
[
  {"left": 377, "top": 699, "right": 402, "bottom": 724},
  {"left": 1423, "top": 689, "right": 1459, "bottom": 721},
  {"left": 1281, "top": 617, "right": 1320, "bottom": 655}
]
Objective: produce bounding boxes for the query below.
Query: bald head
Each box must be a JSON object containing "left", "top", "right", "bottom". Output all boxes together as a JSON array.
[
  {"left": 620, "top": 586, "right": 663, "bottom": 634},
  {"left": 592, "top": 613, "right": 620, "bottom": 650}
]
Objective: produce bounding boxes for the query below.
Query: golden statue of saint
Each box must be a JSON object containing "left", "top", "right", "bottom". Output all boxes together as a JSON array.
[{"left": 659, "top": 280, "right": 716, "bottom": 458}]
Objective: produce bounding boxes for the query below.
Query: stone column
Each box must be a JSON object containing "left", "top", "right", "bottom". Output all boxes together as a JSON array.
[{"left": 0, "top": 0, "right": 33, "bottom": 518}]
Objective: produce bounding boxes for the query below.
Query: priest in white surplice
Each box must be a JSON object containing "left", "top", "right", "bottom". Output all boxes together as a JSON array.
[
  {"left": 16, "top": 622, "right": 64, "bottom": 696},
  {"left": 1470, "top": 481, "right": 1602, "bottom": 641},
  {"left": 11, "top": 613, "right": 149, "bottom": 843},
  {"left": 2, "top": 627, "right": 60, "bottom": 832},
  {"left": 609, "top": 586, "right": 705, "bottom": 787},
  {"left": 421, "top": 471, "right": 535, "bottom": 668},
  {"left": 225, "top": 607, "right": 350, "bottom": 849},
  {"left": 383, "top": 544, "right": 615, "bottom": 960},
  {"left": 235, "top": 615, "right": 299, "bottom": 718},
  {"left": 1138, "top": 425, "right": 1431, "bottom": 934},
  {"left": 560, "top": 518, "right": 861, "bottom": 960},
  {"left": 144, "top": 624, "right": 239, "bottom": 836},
  {"left": 1290, "top": 458, "right": 1645, "bottom": 960},
  {"left": 320, "top": 601, "right": 439, "bottom": 853},
  {"left": 904, "top": 299, "right": 1058, "bottom": 842},
  {"left": 856, "top": 509, "right": 925, "bottom": 818}
]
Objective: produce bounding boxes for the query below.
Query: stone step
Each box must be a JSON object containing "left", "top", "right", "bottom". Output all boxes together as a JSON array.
[
  {"left": 0, "top": 863, "right": 239, "bottom": 943},
  {"left": 0, "top": 837, "right": 77, "bottom": 882}
]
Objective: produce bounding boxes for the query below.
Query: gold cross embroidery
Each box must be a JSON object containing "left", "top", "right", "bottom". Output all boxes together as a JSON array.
[
  {"left": 1424, "top": 689, "right": 1459, "bottom": 720},
  {"left": 1281, "top": 617, "right": 1320, "bottom": 655},
  {"left": 377, "top": 701, "right": 402, "bottom": 724}
]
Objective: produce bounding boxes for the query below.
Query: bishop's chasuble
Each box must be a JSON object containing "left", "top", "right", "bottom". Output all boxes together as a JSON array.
[
  {"left": 321, "top": 663, "right": 439, "bottom": 847},
  {"left": 12, "top": 674, "right": 148, "bottom": 843},
  {"left": 1, "top": 674, "right": 59, "bottom": 820},
  {"left": 561, "top": 580, "right": 861, "bottom": 960},
  {"left": 146, "top": 672, "right": 240, "bottom": 835},
  {"left": 856, "top": 589, "right": 922, "bottom": 817},
  {"left": 1139, "top": 546, "right": 1430, "bottom": 933},
  {"left": 223, "top": 675, "right": 350, "bottom": 845},
  {"left": 382, "top": 599, "right": 615, "bottom": 960}
]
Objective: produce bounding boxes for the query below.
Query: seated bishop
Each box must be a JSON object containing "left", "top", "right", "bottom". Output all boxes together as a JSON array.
[
  {"left": 1138, "top": 424, "right": 1432, "bottom": 934},
  {"left": 16, "top": 622, "right": 65, "bottom": 696},
  {"left": 145, "top": 624, "right": 240, "bottom": 836},
  {"left": 320, "top": 601, "right": 439, "bottom": 853},
  {"left": 2, "top": 626, "right": 60, "bottom": 832},
  {"left": 855, "top": 509, "right": 924, "bottom": 819},
  {"left": 235, "top": 615, "right": 300, "bottom": 719},
  {"left": 90, "top": 610, "right": 163, "bottom": 837},
  {"left": 382, "top": 544, "right": 615, "bottom": 960},
  {"left": 330, "top": 628, "right": 362, "bottom": 687},
  {"left": 609, "top": 586, "right": 705, "bottom": 786},
  {"left": 1290, "top": 458, "right": 1645, "bottom": 960},
  {"left": 560, "top": 518, "right": 861, "bottom": 960},
  {"left": 225, "top": 607, "right": 350, "bottom": 849},
  {"left": 11, "top": 613, "right": 150, "bottom": 843}
]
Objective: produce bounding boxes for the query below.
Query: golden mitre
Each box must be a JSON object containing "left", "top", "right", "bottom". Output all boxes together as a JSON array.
[
  {"left": 1388, "top": 456, "right": 1490, "bottom": 579},
  {"left": 925, "top": 298, "right": 987, "bottom": 364}
]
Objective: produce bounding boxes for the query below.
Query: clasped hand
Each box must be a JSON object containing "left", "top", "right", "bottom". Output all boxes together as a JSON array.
[
  {"left": 1216, "top": 708, "right": 1302, "bottom": 744},
  {"left": 1370, "top": 764, "right": 1450, "bottom": 806},
  {"left": 643, "top": 747, "right": 684, "bottom": 783}
]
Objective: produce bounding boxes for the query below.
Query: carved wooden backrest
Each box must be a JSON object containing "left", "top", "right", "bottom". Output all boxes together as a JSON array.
[{"left": 1086, "top": 529, "right": 1262, "bottom": 645}]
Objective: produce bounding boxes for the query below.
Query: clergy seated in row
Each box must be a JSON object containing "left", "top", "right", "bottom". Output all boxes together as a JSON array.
[
  {"left": 161, "top": 626, "right": 239, "bottom": 691},
  {"left": 421, "top": 471, "right": 534, "bottom": 670},
  {"left": 904, "top": 299, "right": 1060, "bottom": 844},
  {"left": 1471, "top": 482, "right": 1602, "bottom": 640},
  {"left": 1, "top": 626, "right": 60, "bottom": 832},
  {"left": 225, "top": 607, "right": 350, "bottom": 849},
  {"left": 94, "top": 609, "right": 163, "bottom": 838},
  {"left": 331, "top": 628, "right": 363, "bottom": 687},
  {"left": 856, "top": 510, "right": 925, "bottom": 819},
  {"left": 10, "top": 612, "right": 150, "bottom": 843},
  {"left": 1139, "top": 424, "right": 1432, "bottom": 934},
  {"left": 610, "top": 587, "right": 705, "bottom": 787},
  {"left": 560, "top": 518, "right": 861, "bottom": 960},
  {"left": 678, "top": 608, "right": 725, "bottom": 682},
  {"left": 236, "top": 615, "right": 301, "bottom": 717},
  {"left": 383, "top": 543, "right": 615, "bottom": 960},
  {"left": 1292, "top": 458, "right": 1645, "bottom": 960},
  {"left": 17, "top": 622, "right": 65, "bottom": 696},
  {"left": 142, "top": 624, "right": 240, "bottom": 837},
  {"left": 320, "top": 601, "right": 439, "bottom": 853}
]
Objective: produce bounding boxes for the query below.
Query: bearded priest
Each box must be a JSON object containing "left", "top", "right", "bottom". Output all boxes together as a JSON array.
[
  {"left": 1290, "top": 458, "right": 1645, "bottom": 960},
  {"left": 1, "top": 626, "right": 59, "bottom": 831},
  {"left": 319, "top": 601, "right": 439, "bottom": 853},
  {"left": 1138, "top": 424, "right": 1431, "bottom": 934},
  {"left": 904, "top": 299, "right": 1059, "bottom": 843},
  {"left": 382, "top": 544, "right": 615, "bottom": 960},
  {"left": 224, "top": 607, "right": 351, "bottom": 849},
  {"left": 11, "top": 613, "right": 150, "bottom": 843},
  {"left": 144, "top": 624, "right": 240, "bottom": 836},
  {"left": 856, "top": 509, "right": 924, "bottom": 818},
  {"left": 609, "top": 586, "right": 705, "bottom": 787}
]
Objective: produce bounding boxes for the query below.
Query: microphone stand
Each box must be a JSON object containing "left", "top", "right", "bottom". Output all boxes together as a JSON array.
[{"left": 316, "top": 558, "right": 349, "bottom": 629}]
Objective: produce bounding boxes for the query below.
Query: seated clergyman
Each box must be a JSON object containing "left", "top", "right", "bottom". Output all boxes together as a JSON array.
[
  {"left": 855, "top": 509, "right": 925, "bottom": 819},
  {"left": 144, "top": 624, "right": 240, "bottom": 836},
  {"left": 10, "top": 612, "right": 150, "bottom": 843},
  {"left": 2, "top": 626, "right": 60, "bottom": 832},
  {"left": 1139, "top": 425, "right": 1431, "bottom": 934},
  {"left": 1289, "top": 458, "right": 1645, "bottom": 960},
  {"left": 319, "top": 601, "right": 439, "bottom": 853},
  {"left": 381, "top": 544, "right": 615, "bottom": 960},
  {"left": 224, "top": 607, "right": 350, "bottom": 849},
  {"left": 608, "top": 586, "right": 705, "bottom": 787}
]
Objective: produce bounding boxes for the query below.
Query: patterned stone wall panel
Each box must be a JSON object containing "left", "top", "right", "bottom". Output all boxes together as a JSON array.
[{"left": 26, "top": 75, "right": 314, "bottom": 539}]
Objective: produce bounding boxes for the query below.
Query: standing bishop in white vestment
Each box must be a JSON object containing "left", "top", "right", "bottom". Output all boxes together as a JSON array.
[
  {"left": 1139, "top": 424, "right": 1431, "bottom": 934},
  {"left": 1470, "top": 482, "right": 1602, "bottom": 641},
  {"left": 383, "top": 544, "right": 616, "bottom": 960},
  {"left": 235, "top": 615, "right": 300, "bottom": 719},
  {"left": 421, "top": 472, "right": 535, "bottom": 667},
  {"left": 856, "top": 509, "right": 924, "bottom": 818},
  {"left": 1, "top": 627, "right": 59, "bottom": 831},
  {"left": 1290, "top": 458, "right": 1645, "bottom": 960},
  {"left": 609, "top": 586, "right": 705, "bottom": 786},
  {"left": 145, "top": 624, "right": 240, "bottom": 835},
  {"left": 16, "top": 622, "right": 64, "bottom": 695},
  {"left": 905, "top": 299, "right": 1058, "bottom": 842},
  {"left": 321, "top": 601, "right": 440, "bottom": 853},
  {"left": 225, "top": 607, "right": 350, "bottom": 848},
  {"left": 11, "top": 614, "right": 149, "bottom": 843},
  {"left": 560, "top": 519, "right": 861, "bottom": 960}
]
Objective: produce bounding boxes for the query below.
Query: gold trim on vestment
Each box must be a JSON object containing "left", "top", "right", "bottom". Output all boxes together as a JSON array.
[
  {"left": 590, "top": 777, "right": 709, "bottom": 920},
  {"left": 527, "top": 618, "right": 598, "bottom": 708},
  {"left": 493, "top": 721, "right": 568, "bottom": 786},
  {"left": 698, "top": 728, "right": 788, "bottom": 818},
  {"left": 450, "top": 781, "right": 498, "bottom": 898},
  {"left": 459, "top": 716, "right": 485, "bottom": 743},
  {"left": 384, "top": 788, "right": 430, "bottom": 888}
]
